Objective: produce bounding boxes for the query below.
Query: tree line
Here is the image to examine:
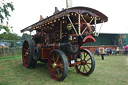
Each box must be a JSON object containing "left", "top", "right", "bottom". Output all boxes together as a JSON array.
[{"left": 0, "top": 32, "right": 31, "bottom": 40}]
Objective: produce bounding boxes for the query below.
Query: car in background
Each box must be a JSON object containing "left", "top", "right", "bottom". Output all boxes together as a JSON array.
[
  {"left": 0, "top": 44, "right": 5, "bottom": 46},
  {"left": 0, "top": 44, "right": 9, "bottom": 48}
]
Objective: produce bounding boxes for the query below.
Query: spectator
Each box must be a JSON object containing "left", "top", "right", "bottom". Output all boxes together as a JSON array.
[
  {"left": 124, "top": 45, "right": 128, "bottom": 55},
  {"left": 109, "top": 47, "right": 112, "bottom": 55},
  {"left": 116, "top": 47, "right": 120, "bottom": 55},
  {"left": 95, "top": 48, "right": 100, "bottom": 56},
  {"left": 99, "top": 45, "right": 105, "bottom": 60},
  {"left": 106, "top": 47, "right": 109, "bottom": 56},
  {"left": 112, "top": 48, "right": 116, "bottom": 55},
  {"left": 104, "top": 48, "right": 107, "bottom": 55}
]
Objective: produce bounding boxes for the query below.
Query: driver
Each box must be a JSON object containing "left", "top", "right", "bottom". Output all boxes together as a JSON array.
[{"left": 33, "top": 29, "right": 41, "bottom": 44}]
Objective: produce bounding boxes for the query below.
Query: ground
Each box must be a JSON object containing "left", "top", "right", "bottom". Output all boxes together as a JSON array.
[
  {"left": 0, "top": 55, "right": 128, "bottom": 85},
  {"left": 126, "top": 57, "right": 128, "bottom": 65}
]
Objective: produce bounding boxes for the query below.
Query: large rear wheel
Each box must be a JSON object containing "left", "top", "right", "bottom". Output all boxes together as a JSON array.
[
  {"left": 75, "top": 49, "right": 95, "bottom": 75},
  {"left": 48, "top": 49, "right": 68, "bottom": 81},
  {"left": 22, "top": 39, "right": 37, "bottom": 68}
]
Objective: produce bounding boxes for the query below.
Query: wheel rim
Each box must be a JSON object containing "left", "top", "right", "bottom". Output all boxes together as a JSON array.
[
  {"left": 22, "top": 41, "right": 30, "bottom": 67},
  {"left": 48, "top": 50, "right": 67, "bottom": 81},
  {"left": 75, "top": 49, "right": 95, "bottom": 75}
]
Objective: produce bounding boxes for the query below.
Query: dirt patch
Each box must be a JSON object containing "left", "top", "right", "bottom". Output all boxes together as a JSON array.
[{"left": 126, "top": 57, "right": 128, "bottom": 66}]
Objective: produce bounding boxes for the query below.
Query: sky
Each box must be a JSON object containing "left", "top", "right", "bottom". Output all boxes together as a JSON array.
[{"left": 4, "top": 0, "right": 128, "bottom": 36}]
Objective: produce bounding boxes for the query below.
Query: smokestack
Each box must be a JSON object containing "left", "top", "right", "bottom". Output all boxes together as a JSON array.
[
  {"left": 66, "top": 0, "right": 72, "bottom": 9},
  {"left": 53, "top": 7, "right": 59, "bottom": 14},
  {"left": 39, "top": 15, "right": 44, "bottom": 21}
]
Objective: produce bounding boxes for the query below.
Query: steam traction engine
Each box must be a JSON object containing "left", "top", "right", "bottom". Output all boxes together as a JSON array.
[{"left": 21, "top": 7, "right": 108, "bottom": 81}]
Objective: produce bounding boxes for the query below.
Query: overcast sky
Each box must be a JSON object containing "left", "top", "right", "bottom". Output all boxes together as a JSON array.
[{"left": 6, "top": 0, "right": 128, "bottom": 36}]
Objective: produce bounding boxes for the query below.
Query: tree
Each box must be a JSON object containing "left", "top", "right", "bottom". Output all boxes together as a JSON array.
[
  {"left": 0, "top": 32, "right": 21, "bottom": 40},
  {"left": 0, "top": 32, "right": 21, "bottom": 47},
  {"left": 0, "top": 0, "right": 14, "bottom": 33}
]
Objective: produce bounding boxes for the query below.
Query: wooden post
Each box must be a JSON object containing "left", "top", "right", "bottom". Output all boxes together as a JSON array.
[{"left": 2, "top": 46, "right": 5, "bottom": 56}]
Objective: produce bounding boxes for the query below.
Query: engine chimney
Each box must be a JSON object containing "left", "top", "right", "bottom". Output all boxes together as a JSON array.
[{"left": 66, "top": 0, "right": 72, "bottom": 9}]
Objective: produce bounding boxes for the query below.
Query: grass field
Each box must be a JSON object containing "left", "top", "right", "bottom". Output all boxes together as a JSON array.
[
  {"left": 0, "top": 55, "right": 21, "bottom": 60},
  {"left": 0, "top": 55, "right": 128, "bottom": 85}
]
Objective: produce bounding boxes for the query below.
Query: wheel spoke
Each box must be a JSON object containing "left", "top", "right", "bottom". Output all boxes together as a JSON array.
[
  {"left": 60, "top": 59, "right": 63, "bottom": 64},
  {"left": 78, "top": 65, "right": 82, "bottom": 70},
  {"left": 52, "top": 54, "right": 56, "bottom": 63},
  {"left": 83, "top": 65, "right": 85, "bottom": 73},
  {"left": 86, "top": 64, "right": 91, "bottom": 69},
  {"left": 83, "top": 52, "right": 85, "bottom": 60},
  {"left": 25, "top": 43, "right": 28, "bottom": 48},
  {"left": 23, "top": 53, "right": 27, "bottom": 57},
  {"left": 86, "top": 58, "right": 91, "bottom": 61},
  {"left": 53, "top": 68, "right": 56, "bottom": 74},
  {"left": 23, "top": 48, "right": 27, "bottom": 51},
  {"left": 83, "top": 65, "right": 87, "bottom": 73},
  {"left": 84, "top": 53, "right": 88, "bottom": 60},
  {"left": 25, "top": 58, "right": 29, "bottom": 64},
  {"left": 56, "top": 68, "right": 61, "bottom": 78},
  {"left": 57, "top": 64, "right": 63, "bottom": 68},
  {"left": 60, "top": 67, "right": 63, "bottom": 72},
  {"left": 81, "top": 52, "right": 84, "bottom": 60},
  {"left": 87, "top": 63, "right": 91, "bottom": 64},
  {"left": 56, "top": 53, "right": 59, "bottom": 62}
]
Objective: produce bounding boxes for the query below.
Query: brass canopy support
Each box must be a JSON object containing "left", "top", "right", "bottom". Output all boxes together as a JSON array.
[
  {"left": 81, "top": 15, "right": 94, "bottom": 35},
  {"left": 67, "top": 14, "right": 79, "bottom": 36},
  {"left": 94, "top": 17, "right": 97, "bottom": 36},
  {"left": 97, "top": 21, "right": 104, "bottom": 36},
  {"left": 78, "top": 14, "right": 81, "bottom": 35},
  {"left": 60, "top": 21, "right": 62, "bottom": 39}
]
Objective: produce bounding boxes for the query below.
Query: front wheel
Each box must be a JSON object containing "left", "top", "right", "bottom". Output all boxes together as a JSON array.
[
  {"left": 48, "top": 49, "right": 68, "bottom": 81},
  {"left": 75, "top": 49, "right": 95, "bottom": 75}
]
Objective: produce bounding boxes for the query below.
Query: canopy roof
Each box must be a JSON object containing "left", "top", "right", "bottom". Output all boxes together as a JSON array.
[{"left": 21, "top": 6, "right": 108, "bottom": 33}]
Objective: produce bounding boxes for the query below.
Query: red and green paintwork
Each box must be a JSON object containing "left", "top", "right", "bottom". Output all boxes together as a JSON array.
[{"left": 21, "top": 6, "right": 108, "bottom": 81}]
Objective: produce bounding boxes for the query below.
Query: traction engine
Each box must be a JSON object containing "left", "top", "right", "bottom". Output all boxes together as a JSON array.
[{"left": 21, "top": 6, "right": 108, "bottom": 81}]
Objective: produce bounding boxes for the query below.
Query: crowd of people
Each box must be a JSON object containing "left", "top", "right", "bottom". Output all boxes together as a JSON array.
[
  {"left": 95, "top": 45, "right": 128, "bottom": 59},
  {"left": 94, "top": 45, "right": 128, "bottom": 60}
]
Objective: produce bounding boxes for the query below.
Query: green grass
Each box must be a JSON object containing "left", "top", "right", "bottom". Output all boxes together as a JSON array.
[
  {"left": 0, "top": 55, "right": 128, "bottom": 85},
  {"left": 0, "top": 55, "right": 21, "bottom": 60}
]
